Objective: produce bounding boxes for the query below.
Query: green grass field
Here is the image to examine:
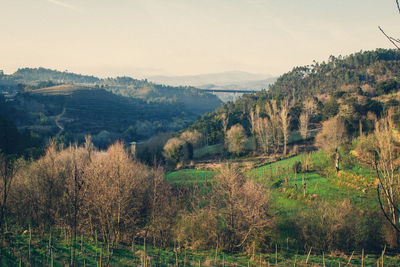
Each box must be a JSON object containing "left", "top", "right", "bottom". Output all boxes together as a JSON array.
[
  {"left": 161, "top": 151, "right": 394, "bottom": 265},
  {"left": 166, "top": 169, "right": 216, "bottom": 185},
  {"left": 2, "top": 230, "right": 399, "bottom": 266},
  {"left": 167, "top": 150, "right": 380, "bottom": 219}
]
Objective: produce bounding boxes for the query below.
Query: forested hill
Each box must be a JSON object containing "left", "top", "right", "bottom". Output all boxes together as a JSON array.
[
  {"left": 268, "top": 48, "right": 400, "bottom": 98},
  {"left": 7, "top": 67, "right": 222, "bottom": 114},
  {"left": 13, "top": 67, "right": 100, "bottom": 84},
  {"left": 0, "top": 68, "right": 222, "bottom": 152},
  {"left": 188, "top": 49, "right": 400, "bottom": 145}
]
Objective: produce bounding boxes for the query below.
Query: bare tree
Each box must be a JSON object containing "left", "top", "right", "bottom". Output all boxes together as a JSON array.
[
  {"left": 378, "top": 1, "right": 400, "bottom": 49},
  {"left": 63, "top": 137, "right": 93, "bottom": 265},
  {"left": 249, "top": 107, "right": 259, "bottom": 151},
  {"left": 180, "top": 130, "right": 203, "bottom": 147},
  {"left": 250, "top": 106, "right": 273, "bottom": 154},
  {"left": 29, "top": 140, "right": 68, "bottom": 228},
  {"left": 265, "top": 100, "right": 282, "bottom": 153},
  {"left": 299, "top": 98, "right": 317, "bottom": 140},
  {"left": 213, "top": 164, "right": 272, "bottom": 251},
  {"left": 280, "top": 98, "right": 292, "bottom": 155},
  {"left": 256, "top": 116, "right": 273, "bottom": 154},
  {"left": 220, "top": 113, "right": 229, "bottom": 136},
  {"left": 356, "top": 117, "right": 400, "bottom": 240},
  {"left": 315, "top": 116, "right": 347, "bottom": 173},
  {"left": 249, "top": 107, "right": 258, "bottom": 137},
  {"left": 83, "top": 142, "right": 142, "bottom": 258},
  {"left": 146, "top": 167, "right": 177, "bottom": 248},
  {"left": 225, "top": 124, "right": 248, "bottom": 155},
  {"left": 0, "top": 153, "right": 17, "bottom": 236}
]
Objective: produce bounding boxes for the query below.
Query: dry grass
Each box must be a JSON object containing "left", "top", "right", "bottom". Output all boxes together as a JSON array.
[{"left": 29, "top": 84, "right": 92, "bottom": 95}]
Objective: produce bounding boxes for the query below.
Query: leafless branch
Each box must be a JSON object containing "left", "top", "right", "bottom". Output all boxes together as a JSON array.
[
  {"left": 377, "top": 186, "right": 400, "bottom": 233},
  {"left": 378, "top": 26, "right": 400, "bottom": 50}
]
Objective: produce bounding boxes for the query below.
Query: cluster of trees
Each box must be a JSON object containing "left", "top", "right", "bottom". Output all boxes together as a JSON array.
[
  {"left": 176, "top": 164, "right": 272, "bottom": 252},
  {"left": 354, "top": 111, "right": 400, "bottom": 243},
  {"left": 0, "top": 139, "right": 282, "bottom": 257},
  {"left": 162, "top": 130, "right": 203, "bottom": 166},
  {"left": 268, "top": 49, "right": 400, "bottom": 98},
  {"left": 1, "top": 139, "right": 177, "bottom": 264},
  {"left": 247, "top": 98, "right": 293, "bottom": 156}
]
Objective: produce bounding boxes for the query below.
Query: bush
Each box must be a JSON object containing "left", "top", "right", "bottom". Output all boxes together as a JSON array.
[
  {"left": 341, "top": 154, "right": 356, "bottom": 170},
  {"left": 293, "top": 199, "right": 384, "bottom": 252}
]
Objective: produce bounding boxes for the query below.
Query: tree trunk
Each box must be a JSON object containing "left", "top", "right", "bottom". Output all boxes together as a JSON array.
[{"left": 335, "top": 148, "right": 340, "bottom": 173}]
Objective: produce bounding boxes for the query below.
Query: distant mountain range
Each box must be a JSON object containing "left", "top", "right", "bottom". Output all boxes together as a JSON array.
[{"left": 149, "top": 71, "right": 277, "bottom": 91}]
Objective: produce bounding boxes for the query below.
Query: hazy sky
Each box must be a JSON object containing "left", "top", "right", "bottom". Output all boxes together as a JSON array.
[{"left": 1, "top": 0, "right": 399, "bottom": 78}]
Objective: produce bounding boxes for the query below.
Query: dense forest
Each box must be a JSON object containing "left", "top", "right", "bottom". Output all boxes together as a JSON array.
[{"left": 1, "top": 49, "right": 400, "bottom": 265}]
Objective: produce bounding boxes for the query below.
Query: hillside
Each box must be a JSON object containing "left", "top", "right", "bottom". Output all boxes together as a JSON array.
[
  {"left": 0, "top": 68, "right": 223, "bottom": 148},
  {"left": 6, "top": 67, "right": 222, "bottom": 114},
  {"left": 187, "top": 49, "right": 400, "bottom": 145},
  {"left": 7, "top": 86, "right": 204, "bottom": 148},
  {"left": 268, "top": 48, "right": 400, "bottom": 97}
]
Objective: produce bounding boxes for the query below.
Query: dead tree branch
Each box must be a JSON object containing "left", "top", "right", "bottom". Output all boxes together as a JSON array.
[{"left": 378, "top": 26, "right": 400, "bottom": 50}]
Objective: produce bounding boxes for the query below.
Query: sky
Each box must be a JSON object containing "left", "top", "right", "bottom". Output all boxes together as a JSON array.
[{"left": 1, "top": 0, "right": 399, "bottom": 78}]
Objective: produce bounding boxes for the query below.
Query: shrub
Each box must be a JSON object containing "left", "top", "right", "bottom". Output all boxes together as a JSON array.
[
  {"left": 340, "top": 154, "right": 356, "bottom": 170},
  {"left": 292, "top": 161, "right": 302, "bottom": 173}
]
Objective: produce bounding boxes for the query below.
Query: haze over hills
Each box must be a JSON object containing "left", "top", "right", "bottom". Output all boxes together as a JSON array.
[{"left": 149, "top": 71, "right": 277, "bottom": 91}]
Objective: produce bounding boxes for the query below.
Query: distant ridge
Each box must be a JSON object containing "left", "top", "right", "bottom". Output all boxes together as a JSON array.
[{"left": 149, "top": 71, "right": 275, "bottom": 89}]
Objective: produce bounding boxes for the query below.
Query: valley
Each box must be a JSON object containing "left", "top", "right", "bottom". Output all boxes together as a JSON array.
[{"left": 1, "top": 49, "right": 400, "bottom": 265}]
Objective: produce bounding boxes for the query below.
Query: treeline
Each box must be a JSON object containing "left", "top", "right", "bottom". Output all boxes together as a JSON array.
[
  {"left": 2, "top": 140, "right": 176, "bottom": 263},
  {"left": 13, "top": 68, "right": 100, "bottom": 84}
]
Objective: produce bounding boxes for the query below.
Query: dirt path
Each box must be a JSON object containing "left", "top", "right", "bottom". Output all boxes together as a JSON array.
[{"left": 55, "top": 107, "right": 66, "bottom": 136}]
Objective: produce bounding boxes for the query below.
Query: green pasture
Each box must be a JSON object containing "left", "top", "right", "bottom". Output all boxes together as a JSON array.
[
  {"left": 166, "top": 169, "right": 216, "bottom": 185},
  {"left": 2, "top": 231, "right": 398, "bottom": 266},
  {"left": 167, "top": 151, "right": 379, "bottom": 214}
]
